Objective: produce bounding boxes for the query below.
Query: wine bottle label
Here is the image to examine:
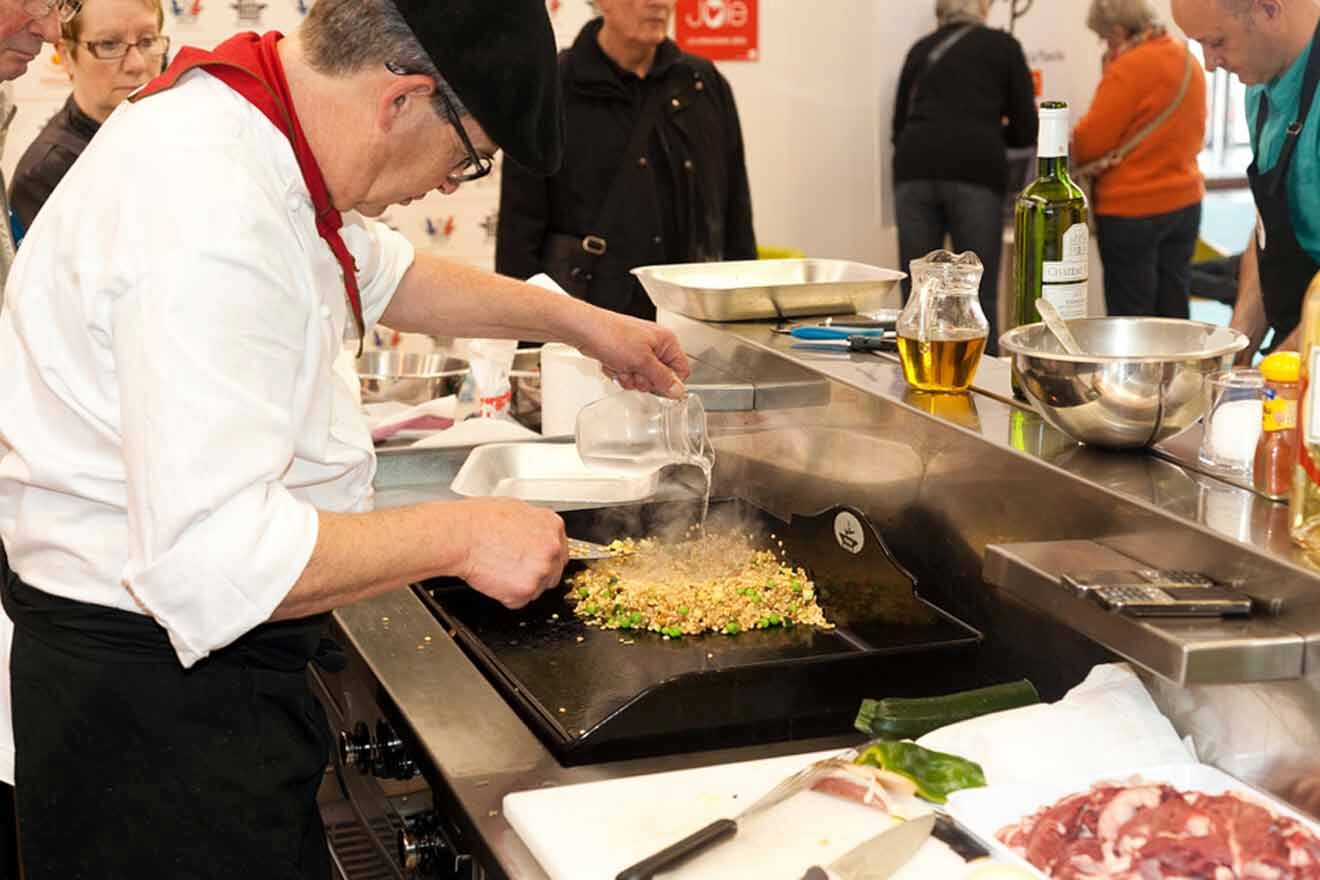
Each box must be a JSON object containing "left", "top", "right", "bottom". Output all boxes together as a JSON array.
[{"left": 1041, "top": 223, "right": 1089, "bottom": 319}]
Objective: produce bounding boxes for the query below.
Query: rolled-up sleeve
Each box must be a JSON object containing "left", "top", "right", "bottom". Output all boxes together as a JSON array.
[
  {"left": 110, "top": 180, "right": 322, "bottom": 668},
  {"left": 342, "top": 214, "right": 416, "bottom": 329}
]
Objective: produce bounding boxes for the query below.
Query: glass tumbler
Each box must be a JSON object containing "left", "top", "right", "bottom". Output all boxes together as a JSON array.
[
  {"left": 1198, "top": 369, "right": 1265, "bottom": 475},
  {"left": 575, "top": 390, "right": 709, "bottom": 475}
]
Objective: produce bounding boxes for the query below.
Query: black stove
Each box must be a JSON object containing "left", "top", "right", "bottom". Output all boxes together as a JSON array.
[{"left": 417, "top": 499, "right": 981, "bottom": 765}]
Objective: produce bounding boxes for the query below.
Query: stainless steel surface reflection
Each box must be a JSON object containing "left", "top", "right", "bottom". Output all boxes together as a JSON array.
[{"left": 1000, "top": 318, "right": 1248, "bottom": 449}]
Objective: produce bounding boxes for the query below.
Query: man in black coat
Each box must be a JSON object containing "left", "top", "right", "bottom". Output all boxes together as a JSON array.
[{"left": 496, "top": 0, "right": 757, "bottom": 319}]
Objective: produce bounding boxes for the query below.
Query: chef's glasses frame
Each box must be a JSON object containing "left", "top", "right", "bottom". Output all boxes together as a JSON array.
[
  {"left": 23, "top": 0, "right": 80, "bottom": 23},
  {"left": 385, "top": 61, "right": 493, "bottom": 184}
]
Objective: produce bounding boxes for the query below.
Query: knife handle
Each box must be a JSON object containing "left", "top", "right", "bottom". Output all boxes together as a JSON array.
[
  {"left": 932, "top": 812, "right": 989, "bottom": 861},
  {"left": 615, "top": 819, "right": 737, "bottom": 880}
]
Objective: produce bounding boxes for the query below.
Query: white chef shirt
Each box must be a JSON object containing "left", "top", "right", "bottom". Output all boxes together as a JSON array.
[{"left": 0, "top": 70, "right": 416, "bottom": 781}]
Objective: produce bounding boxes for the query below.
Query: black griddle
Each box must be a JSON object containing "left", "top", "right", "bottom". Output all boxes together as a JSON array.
[{"left": 416, "top": 499, "right": 981, "bottom": 765}]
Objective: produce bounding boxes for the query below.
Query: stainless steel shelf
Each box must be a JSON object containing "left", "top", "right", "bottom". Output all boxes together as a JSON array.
[{"left": 983, "top": 540, "right": 1306, "bottom": 685}]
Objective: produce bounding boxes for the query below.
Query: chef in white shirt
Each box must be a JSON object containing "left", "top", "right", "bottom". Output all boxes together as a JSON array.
[{"left": 0, "top": 0, "right": 689, "bottom": 876}]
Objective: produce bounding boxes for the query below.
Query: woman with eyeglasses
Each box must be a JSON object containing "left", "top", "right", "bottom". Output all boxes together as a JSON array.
[{"left": 9, "top": 0, "right": 166, "bottom": 232}]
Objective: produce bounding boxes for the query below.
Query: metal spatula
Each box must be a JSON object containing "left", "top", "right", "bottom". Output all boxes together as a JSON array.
[{"left": 567, "top": 538, "right": 616, "bottom": 561}]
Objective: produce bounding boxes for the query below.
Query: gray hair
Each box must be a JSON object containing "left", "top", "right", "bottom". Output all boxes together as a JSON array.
[
  {"left": 1086, "top": 0, "right": 1160, "bottom": 35},
  {"left": 936, "top": 0, "right": 987, "bottom": 25},
  {"left": 300, "top": 0, "right": 469, "bottom": 118}
]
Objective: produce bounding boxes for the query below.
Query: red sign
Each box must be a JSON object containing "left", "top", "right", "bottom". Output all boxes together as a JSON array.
[{"left": 675, "top": 0, "right": 758, "bottom": 62}]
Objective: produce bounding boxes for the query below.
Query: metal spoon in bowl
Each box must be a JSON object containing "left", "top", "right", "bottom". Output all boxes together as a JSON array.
[{"left": 1036, "top": 297, "right": 1085, "bottom": 355}]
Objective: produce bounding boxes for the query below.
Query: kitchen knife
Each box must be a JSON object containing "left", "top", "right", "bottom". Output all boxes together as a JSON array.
[
  {"left": 799, "top": 812, "right": 935, "bottom": 880},
  {"left": 615, "top": 752, "right": 859, "bottom": 880}
]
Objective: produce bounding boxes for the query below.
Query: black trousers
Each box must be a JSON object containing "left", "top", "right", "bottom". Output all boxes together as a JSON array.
[
  {"left": 1095, "top": 202, "right": 1202, "bottom": 319},
  {"left": 5, "top": 577, "right": 332, "bottom": 879}
]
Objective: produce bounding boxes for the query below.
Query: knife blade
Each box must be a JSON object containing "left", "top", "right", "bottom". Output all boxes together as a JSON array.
[
  {"left": 615, "top": 752, "right": 860, "bottom": 880},
  {"left": 799, "top": 813, "right": 935, "bottom": 880}
]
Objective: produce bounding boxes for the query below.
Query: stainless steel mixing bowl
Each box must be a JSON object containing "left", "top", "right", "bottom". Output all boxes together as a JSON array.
[
  {"left": 355, "top": 351, "right": 469, "bottom": 405},
  {"left": 998, "top": 317, "right": 1249, "bottom": 449}
]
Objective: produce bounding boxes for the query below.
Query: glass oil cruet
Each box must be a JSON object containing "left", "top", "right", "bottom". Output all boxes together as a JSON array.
[{"left": 896, "top": 249, "right": 989, "bottom": 393}]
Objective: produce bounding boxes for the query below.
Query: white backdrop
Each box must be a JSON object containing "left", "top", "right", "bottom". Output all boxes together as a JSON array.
[{"left": 0, "top": 0, "right": 1176, "bottom": 276}]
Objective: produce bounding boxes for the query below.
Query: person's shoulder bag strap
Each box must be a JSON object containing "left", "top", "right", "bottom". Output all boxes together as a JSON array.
[
  {"left": 542, "top": 77, "right": 675, "bottom": 296},
  {"left": 1074, "top": 44, "right": 1195, "bottom": 178},
  {"left": 907, "top": 24, "right": 975, "bottom": 120}
]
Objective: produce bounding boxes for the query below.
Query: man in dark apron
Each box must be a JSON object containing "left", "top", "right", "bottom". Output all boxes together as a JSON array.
[
  {"left": 0, "top": 1, "right": 690, "bottom": 877},
  {"left": 1174, "top": 0, "right": 1320, "bottom": 360}
]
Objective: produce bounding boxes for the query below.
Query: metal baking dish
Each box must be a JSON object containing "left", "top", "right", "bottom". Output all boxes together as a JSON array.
[
  {"left": 450, "top": 442, "right": 659, "bottom": 504},
  {"left": 632, "top": 259, "right": 905, "bottom": 321}
]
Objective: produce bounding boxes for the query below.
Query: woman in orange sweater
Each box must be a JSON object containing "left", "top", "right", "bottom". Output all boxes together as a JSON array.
[{"left": 1074, "top": 0, "right": 1207, "bottom": 318}]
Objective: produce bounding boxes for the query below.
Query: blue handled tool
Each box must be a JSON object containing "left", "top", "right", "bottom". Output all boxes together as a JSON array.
[{"left": 790, "top": 326, "right": 892, "bottom": 340}]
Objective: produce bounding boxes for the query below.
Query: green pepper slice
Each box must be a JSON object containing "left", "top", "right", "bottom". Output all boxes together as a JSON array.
[{"left": 854, "top": 740, "right": 985, "bottom": 804}]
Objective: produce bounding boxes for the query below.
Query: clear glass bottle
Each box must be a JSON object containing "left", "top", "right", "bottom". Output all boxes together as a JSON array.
[
  {"left": 896, "top": 249, "right": 989, "bottom": 393},
  {"left": 1291, "top": 271, "right": 1320, "bottom": 554},
  {"left": 575, "top": 390, "right": 709, "bottom": 475},
  {"left": 1012, "top": 100, "right": 1090, "bottom": 398}
]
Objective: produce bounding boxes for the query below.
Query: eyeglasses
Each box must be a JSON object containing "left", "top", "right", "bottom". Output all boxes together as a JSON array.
[
  {"left": 81, "top": 34, "right": 169, "bottom": 61},
  {"left": 23, "top": 0, "right": 81, "bottom": 23},
  {"left": 385, "top": 61, "right": 494, "bottom": 185}
]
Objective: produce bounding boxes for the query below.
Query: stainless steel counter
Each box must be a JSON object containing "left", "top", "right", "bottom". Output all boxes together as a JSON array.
[{"left": 333, "top": 313, "right": 1320, "bottom": 878}]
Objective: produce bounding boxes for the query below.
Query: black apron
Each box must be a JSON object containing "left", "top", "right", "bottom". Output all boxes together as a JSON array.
[
  {"left": 1252, "top": 21, "right": 1320, "bottom": 344},
  {"left": 1, "top": 548, "right": 342, "bottom": 879}
]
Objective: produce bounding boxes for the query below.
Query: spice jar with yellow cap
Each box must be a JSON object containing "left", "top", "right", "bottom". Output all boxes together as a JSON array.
[{"left": 1254, "top": 351, "right": 1301, "bottom": 501}]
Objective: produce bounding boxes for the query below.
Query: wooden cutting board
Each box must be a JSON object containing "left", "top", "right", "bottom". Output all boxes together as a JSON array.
[{"left": 503, "top": 749, "right": 981, "bottom": 880}]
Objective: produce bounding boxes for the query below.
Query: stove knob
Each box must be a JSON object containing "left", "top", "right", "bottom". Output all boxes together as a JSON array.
[
  {"left": 398, "top": 813, "right": 448, "bottom": 875},
  {"left": 337, "top": 721, "right": 373, "bottom": 774},
  {"left": 373, "top": 720, "right": 419, "bottom": 781}
]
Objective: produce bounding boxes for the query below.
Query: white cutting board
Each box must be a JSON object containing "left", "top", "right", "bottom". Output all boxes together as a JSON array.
[{"left": 503, "top": 749, "right": 981, "bottom": 880}]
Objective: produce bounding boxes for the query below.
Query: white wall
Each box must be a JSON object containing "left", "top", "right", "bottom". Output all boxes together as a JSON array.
[{"left": 1, "top": 0, "right": 1174, "bottom": 278}]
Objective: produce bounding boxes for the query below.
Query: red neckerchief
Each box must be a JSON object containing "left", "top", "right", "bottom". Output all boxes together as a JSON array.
[{"left": 132, "top": 31, "right": 365, "bottom": 351}]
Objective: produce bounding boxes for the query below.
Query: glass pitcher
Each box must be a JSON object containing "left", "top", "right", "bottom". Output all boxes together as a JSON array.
[
  {"left": 575, "top": 390, "right": 711, "bottom": 475},
  {"left": 896, "top": 250, "right": 989, "bottom": 393}
]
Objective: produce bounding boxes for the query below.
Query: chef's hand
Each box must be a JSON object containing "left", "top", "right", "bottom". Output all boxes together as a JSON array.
[
  {"left": 574, "top": 311, "right": 691, "bottom": 399},
  {"left": 455, "top": 499, "right": 568, "bottom": 608}
]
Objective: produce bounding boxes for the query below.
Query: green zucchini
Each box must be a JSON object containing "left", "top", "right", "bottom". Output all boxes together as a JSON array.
[{"left": 853, "top": 679, "right": 1040, "bottom": 739}]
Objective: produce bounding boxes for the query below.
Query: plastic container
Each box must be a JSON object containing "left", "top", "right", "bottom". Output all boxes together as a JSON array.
[
  {"left": 1254, "top": 351, "right": 1301, "bottom": 501},
  {"left": 575, "top": 390, "right": 709, "bottom": 475},
  {"left": 540, "top": 343, "right": 616, "bottom": 437}
]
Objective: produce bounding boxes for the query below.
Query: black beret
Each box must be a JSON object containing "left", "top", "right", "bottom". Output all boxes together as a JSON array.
[{"left": 390, "top": 0, "right": 564, "bottom": 176}]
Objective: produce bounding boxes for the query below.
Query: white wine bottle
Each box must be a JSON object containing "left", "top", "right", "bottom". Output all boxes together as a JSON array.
[
  {"left": 1012, "top": 101, "right": 1090, "bottom": 398},
  {"left": 1013, "top": 103, "right": 1089, "bottom": 317}
]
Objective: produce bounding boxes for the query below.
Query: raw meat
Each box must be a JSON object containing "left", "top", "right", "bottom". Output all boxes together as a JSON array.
[{"left": 996, "top": 779, "right": 1320, "bottom": 879}]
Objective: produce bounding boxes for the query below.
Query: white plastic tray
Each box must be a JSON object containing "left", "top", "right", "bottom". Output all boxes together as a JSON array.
[
  {"left": 946, "top": 762, "right": 1320, "bottom": 879},
  {"left": 450, "top": 442, "right": 658, "bottom": 504}
]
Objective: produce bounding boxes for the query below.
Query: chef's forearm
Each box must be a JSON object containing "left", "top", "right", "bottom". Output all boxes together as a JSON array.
[
  {"left": 1231, "top": 243, "right": 1267, "bottom": 364},
  {"left": 270, "top": 504, "right": 465, "bottom": 621},
  {"left": 379, "top": 251, "right": 593, "bottom": 346}
]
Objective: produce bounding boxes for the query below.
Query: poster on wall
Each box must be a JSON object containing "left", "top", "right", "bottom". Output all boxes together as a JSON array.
[{"left": 675, "top": 0, "right": 758, "bottom": 62}]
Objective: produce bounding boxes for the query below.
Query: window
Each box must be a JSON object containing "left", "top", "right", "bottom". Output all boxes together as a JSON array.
[{"left": 1190, "top": 42, "right": 1253, "bottom": 179}]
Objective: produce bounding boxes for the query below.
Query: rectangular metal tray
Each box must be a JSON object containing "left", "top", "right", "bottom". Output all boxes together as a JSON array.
[
  {"left": 632, "top": 259, "right": 905, "bottom": 322},
  {"left": 450, "top": 442, "right": 659, "bottom": 504}
]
